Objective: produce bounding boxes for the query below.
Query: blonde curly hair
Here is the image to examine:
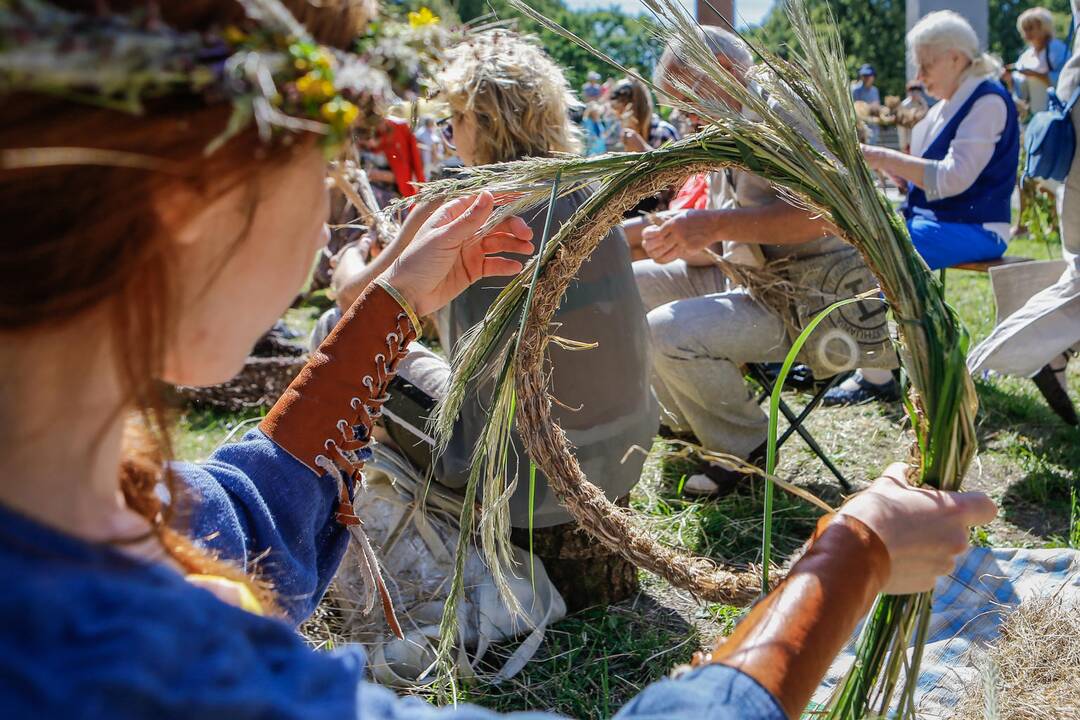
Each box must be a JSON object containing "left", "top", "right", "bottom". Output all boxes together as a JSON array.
[{"left": 437, "top": 30, "right": 581, "bottom": 164}]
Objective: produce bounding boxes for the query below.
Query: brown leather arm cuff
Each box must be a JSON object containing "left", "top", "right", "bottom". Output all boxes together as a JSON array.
[
  {"left": 709, "top": 514, "right": 891, "bottom": 719},
  {"left": 259, "top": 283, "right": 416, "bottom": 482}
]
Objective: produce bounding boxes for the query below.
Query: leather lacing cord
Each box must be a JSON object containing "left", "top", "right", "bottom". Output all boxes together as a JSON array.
[{"left": 312, "top": 311, "right": 414, "bottom": 639}]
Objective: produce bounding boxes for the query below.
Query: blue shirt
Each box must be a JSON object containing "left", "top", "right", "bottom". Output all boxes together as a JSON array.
[
  {"left": 647, "top": 115, "right": 680, "bottom": 148},
  {"left": 851, "top": 83, "right": 880, "bottom": 105},
  {"left": 0, "top": 429, "right": 786, "bottom": 719}
]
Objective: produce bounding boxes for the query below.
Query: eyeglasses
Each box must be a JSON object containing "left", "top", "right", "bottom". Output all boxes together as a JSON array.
[
  {"left": 915, "top": 55, "right": 940, "bottom": 78},
  {"left": 437, "top": 116, "right": 455, "bottom": 150}
]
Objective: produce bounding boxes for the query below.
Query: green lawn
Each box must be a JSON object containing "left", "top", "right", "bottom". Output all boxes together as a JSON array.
[{"left": 173, "top": 233, "right": 1079, "bottom": 719}]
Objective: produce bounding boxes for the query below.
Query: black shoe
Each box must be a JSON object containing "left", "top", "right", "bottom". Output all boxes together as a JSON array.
[
  {"left": 822, "top": 371, "right": 900, "bottom": 406},
  {"left": 659, "top": 424, "right": 701, "bottom": 444},
  {"left": 759, "top": 362, "right": 817, "bottom": 391},
  {"left": 1032, "top": 364, "right": 1078, "bottom": 426}
]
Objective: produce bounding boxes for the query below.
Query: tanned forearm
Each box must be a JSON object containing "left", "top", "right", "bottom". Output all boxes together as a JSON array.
[
  {"left": 705, "top": 515, "right": 890, "bottom": 719},
  {"left": 698, "top": 202, "right": 837, "bottom": 246}
]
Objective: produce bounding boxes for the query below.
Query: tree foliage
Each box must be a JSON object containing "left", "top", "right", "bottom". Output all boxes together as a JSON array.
[
  {"left": 393, "top": 0, "right": 1077, "bottom": 104},
  {"left": 744, "top": 0, "right": 907, "bottom": 97},
  {"left": 440, "top": 0, "right": 661, "bottom": 90}
]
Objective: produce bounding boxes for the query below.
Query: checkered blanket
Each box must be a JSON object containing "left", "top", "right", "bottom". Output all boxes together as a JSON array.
[{"left": 812, "top": 547, "right": 1080, "bottom": 718}]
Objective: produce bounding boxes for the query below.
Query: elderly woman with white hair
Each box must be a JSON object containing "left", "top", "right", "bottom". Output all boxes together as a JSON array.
[
  {"left": 860, "top": 10, "right": 1020, "bottom": 272},
  {"left": 1011, "top": 6, "right": 1069, "bottom": 112}
]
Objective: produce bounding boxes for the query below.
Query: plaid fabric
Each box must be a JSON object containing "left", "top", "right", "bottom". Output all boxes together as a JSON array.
[{"left": 812, "top": 547, "right": 1080, "bottom": 718}]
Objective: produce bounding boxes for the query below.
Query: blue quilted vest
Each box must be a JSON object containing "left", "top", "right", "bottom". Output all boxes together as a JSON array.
[{"left": 902, "top": 79, "right": 1019, "bottom": 225}]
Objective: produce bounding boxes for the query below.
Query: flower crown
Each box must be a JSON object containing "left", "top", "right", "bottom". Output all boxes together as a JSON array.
[{"left": 0, "top": 0, "right": 405, "bottom": 159}]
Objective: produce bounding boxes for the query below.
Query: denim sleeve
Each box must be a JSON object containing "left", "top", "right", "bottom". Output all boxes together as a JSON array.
[
  {"left": 613, "top": 664, "right": 787, "bottom": 720},
  {"left": 350, "top": 662, "right": 785, "bottom": 720},
  {"left": 172, "top": 428, "right": 349, "bottom": 624}
]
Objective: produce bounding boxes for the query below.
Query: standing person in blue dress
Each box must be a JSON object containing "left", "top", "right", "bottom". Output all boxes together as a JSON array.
[
  {"left": 851, "top": 64, "right": 882, "bottom": 144},
  {"left": 582, "top": 103, "right": 611, "bottom": 156},
  {"left": 0, "top": 1, "right": 997, "bottom": 718},
  {"left": 826, "top": 11, "right": 1020, "bottom": 405}
]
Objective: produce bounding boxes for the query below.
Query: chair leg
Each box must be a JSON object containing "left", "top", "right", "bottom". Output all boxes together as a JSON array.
[
  {"left": 748, "top": 365, "right": 852, "bottom": 492},
  {"left": 775, "top": 373, "right": 847, "bottom": 448},
  {"left": 772, "top": 395, "right": 853, "bottom": 492}
]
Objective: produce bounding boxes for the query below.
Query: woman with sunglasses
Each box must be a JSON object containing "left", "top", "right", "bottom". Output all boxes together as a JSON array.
[
  {"left": 376, "top": 30, "right": 659, "bottom": 609},
  {"left": 609, "top": 77, "right": 680, "bottom": 152}
]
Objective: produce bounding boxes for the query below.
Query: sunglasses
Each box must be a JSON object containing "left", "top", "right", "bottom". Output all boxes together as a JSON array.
[{"left": 437, "top": 116, "right": 455, "bottom": 149}]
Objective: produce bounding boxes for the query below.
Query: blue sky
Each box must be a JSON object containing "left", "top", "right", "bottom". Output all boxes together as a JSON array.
[{"left": 563, "top": 0, "right": 775, "bottom": 28}]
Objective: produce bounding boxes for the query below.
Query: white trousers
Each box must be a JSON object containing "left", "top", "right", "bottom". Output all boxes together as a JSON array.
[{"left": 635, "top": 259, "right": 790, "bottom": 459}]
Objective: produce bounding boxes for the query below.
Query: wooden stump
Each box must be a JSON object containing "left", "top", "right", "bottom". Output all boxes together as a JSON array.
[{"left": 510, "top": 496, "right": 639, "bottom": 613}]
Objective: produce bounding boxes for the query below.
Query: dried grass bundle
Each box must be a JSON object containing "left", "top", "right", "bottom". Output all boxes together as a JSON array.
[{"left": 956, "top": 597, "right": 1080, "bottom": 720}]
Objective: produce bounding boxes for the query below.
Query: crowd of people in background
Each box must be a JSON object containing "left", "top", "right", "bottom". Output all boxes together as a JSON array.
[{"left": 367, "top": 5, "right": 1076, "bottom": 418}]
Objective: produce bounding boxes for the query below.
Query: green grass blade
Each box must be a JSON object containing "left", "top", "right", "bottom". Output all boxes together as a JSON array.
[
  {"left": 761, "top": 294, "right": 886, "bottom": 589},
  {"left": 528, "top": 461, "right": 537, "bottom": 593}
]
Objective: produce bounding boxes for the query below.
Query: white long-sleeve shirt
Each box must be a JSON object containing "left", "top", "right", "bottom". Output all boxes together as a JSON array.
[{"left": 909, "top": 74, "right": 1010, "bottom": 241}]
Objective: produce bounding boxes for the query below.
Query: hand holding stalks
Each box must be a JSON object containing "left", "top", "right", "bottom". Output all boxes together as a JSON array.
[
  {"left": 641, "top": 209, "right": 718, "bottom": 263},
  {"left": 380, "top": 191, "right": 534, "bottom": 317},
  {"left": 838, "top": 463, "right": 998, "bottom": 595}
]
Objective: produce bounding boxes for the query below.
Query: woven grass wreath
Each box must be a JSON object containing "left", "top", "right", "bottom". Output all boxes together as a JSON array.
[{"left": 413, "top": 1, "right": 978, "bottom": 715}]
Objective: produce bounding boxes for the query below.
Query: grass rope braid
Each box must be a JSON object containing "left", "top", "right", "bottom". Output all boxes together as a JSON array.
[{"left": 512, "top": 160, "right": 764, "bottom": 604}]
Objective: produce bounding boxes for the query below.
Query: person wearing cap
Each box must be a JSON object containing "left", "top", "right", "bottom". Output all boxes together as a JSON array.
[
  {"left": 582, "top": 70, "right": 603, "bottom": 101},
  {"left": 852, "top": 64, "right": 882, "bottom": 143}
]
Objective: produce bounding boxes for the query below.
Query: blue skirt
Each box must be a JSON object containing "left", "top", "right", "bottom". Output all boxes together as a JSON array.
[{"left": 906, "top": 215, "right": 1008, "bottom": 270}]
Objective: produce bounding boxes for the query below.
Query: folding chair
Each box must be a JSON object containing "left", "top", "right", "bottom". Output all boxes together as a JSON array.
[{"left": 746, "top": 363, "right": 853, "bottom": 492}]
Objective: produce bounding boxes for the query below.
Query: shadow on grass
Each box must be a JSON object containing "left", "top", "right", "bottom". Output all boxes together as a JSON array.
[
  {"left": 973, "top": 379, "right": 1079, "bottom": 542},
  {"left": 462, "top": 593, "right": 696, "bottom": 719}
]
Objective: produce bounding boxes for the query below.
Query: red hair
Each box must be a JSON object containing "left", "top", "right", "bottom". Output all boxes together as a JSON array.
[{"left": 0, "top": 0, "right": 374, "bottom": 614}]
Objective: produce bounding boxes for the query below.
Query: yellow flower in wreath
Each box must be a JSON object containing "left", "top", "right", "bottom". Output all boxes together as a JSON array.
[
  {"left": 408, "top": 7, "right": 439, "bottom": 28},
  {"left": 321, "top": 97, "right": 360, "bottom": 130},
  {"left": 296, "top": 72, "right": 335, "bottom": 102}
]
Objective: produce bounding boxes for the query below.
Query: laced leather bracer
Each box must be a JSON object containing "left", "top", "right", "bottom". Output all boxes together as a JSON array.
[{"left": 260, "top": 282, "right": 417, "bottom": 637}]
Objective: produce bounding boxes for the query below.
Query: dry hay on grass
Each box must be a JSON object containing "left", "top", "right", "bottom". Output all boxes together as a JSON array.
[{"left": 956, "top": 596, "right": 1080, "bottom": 720}]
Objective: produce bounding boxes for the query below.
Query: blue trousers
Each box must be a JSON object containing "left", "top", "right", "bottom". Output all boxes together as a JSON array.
[{"left": 906, "top": 216, "right": 1008, "bottom": 270}]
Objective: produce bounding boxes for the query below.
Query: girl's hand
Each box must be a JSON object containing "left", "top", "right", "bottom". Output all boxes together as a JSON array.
[
  {"left": 838, "top": 463, "right": 998, "bottom": 595},
  {"left": 379, "top": 192, "right": 533, "bottom": 316}
]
